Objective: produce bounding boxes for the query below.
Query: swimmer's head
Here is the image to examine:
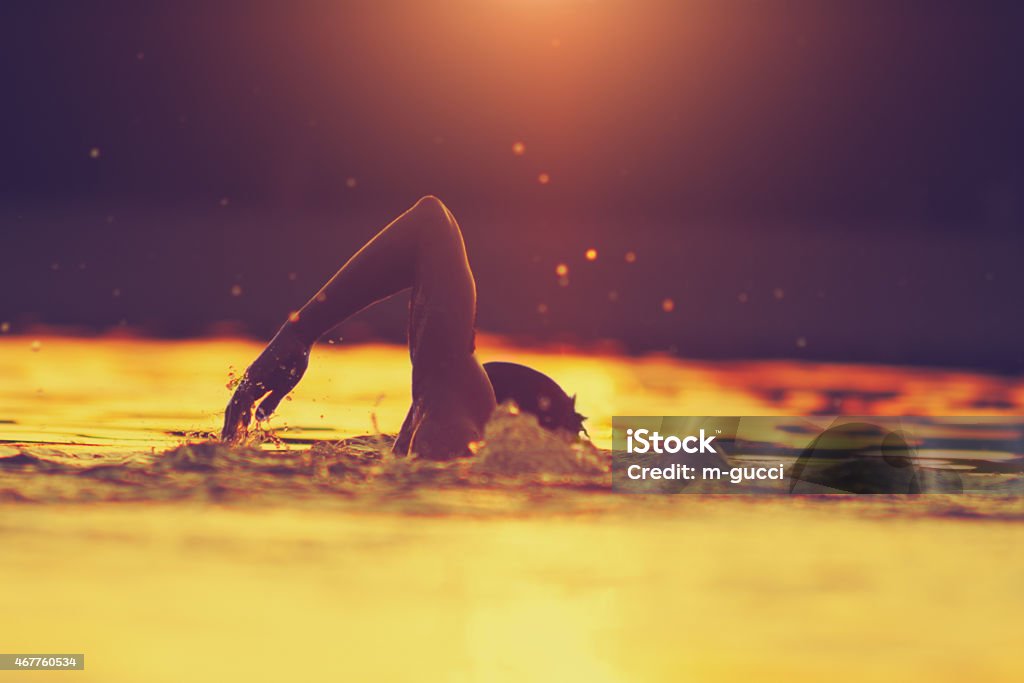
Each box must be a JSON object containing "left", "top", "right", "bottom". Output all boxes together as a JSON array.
[{"left": 483, "top": 361, "right": 588, "bottom": 437}]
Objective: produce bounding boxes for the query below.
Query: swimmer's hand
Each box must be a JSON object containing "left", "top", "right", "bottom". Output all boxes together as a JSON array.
[{"left": 221, "top": 326, "right": 311, "bottom": 443}]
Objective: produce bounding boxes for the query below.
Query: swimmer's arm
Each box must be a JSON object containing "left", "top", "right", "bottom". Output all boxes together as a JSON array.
[
  {"left": 286, "top": 196, "right": 452, "bottom": 345},
  {"left": 222, "top": 198, "right": 448, "bottom": 441}
]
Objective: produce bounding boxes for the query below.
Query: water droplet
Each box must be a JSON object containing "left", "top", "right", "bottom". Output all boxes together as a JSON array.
[
  {"left": 585, "top": 248, "right": 598, "bottom": 261},
  {"left": 512, "top": 141, "right": 526, "bottom": 156}
]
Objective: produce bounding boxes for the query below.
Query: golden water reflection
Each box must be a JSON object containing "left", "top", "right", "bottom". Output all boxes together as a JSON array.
[
  {"left": 2, "top": 335, "right": 1022, "bottom": 453},
  {"left": 0, "top": 336, "right": 1022, "bottom": 682}
]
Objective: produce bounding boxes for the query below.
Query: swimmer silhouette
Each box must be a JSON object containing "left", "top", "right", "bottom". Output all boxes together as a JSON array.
[{"left": 221, "top": 196, "right": 585, "bottom": 459}]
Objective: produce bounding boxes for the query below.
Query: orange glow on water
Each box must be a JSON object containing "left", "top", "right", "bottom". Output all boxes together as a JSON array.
[
  {"left": 512, "top": 141, "right": 526, "bottom": 156},
  {"left": 537, "top": 172, "right": 550, "bottom": 184},
  {"left": 2, "top": 335, "right": 1020, "bottom": 453},
  {"left": 661, "top": 297, "right": 675, "bottom": 312}
]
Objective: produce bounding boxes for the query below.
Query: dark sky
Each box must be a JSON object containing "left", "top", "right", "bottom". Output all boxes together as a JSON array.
[{"left": 1, "top": 1, "right": 1022, "bottom": 371}]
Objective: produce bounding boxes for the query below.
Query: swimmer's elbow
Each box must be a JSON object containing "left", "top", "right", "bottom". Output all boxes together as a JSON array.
[
  {"left": 410, "top": 195, "right": 462, "bottom": 241},
  {"left": 412, "top": 195, "right": 450, "bottom": 221}
]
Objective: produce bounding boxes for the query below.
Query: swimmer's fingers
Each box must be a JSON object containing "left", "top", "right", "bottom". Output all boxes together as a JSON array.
[
  {"left": 254, "top": 388, "right": 287, "bottom": 422},
  {"left": 222, "top": 381, "right": 262, "bottom": 442},
  {"left": 221, "top": 392, "right": 250, "bottom": 442},
  {"left": 222, "top": 331, "right": 308, "bottom": 441},
  {"left": 254, "top": 367, "right": 304, "bottom": 421},
  {"left": 253, "top": 351, "right": 307, "bottom": 421}
]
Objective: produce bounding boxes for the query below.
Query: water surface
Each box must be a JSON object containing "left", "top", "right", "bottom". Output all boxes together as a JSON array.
[{"left": 1, "top": 336, "right": 1022, "bottom": 682}]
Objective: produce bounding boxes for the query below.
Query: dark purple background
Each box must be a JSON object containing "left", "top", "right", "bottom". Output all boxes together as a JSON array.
[{"left": 1, "top": 1, "right": 1021, "bottom": 371}]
